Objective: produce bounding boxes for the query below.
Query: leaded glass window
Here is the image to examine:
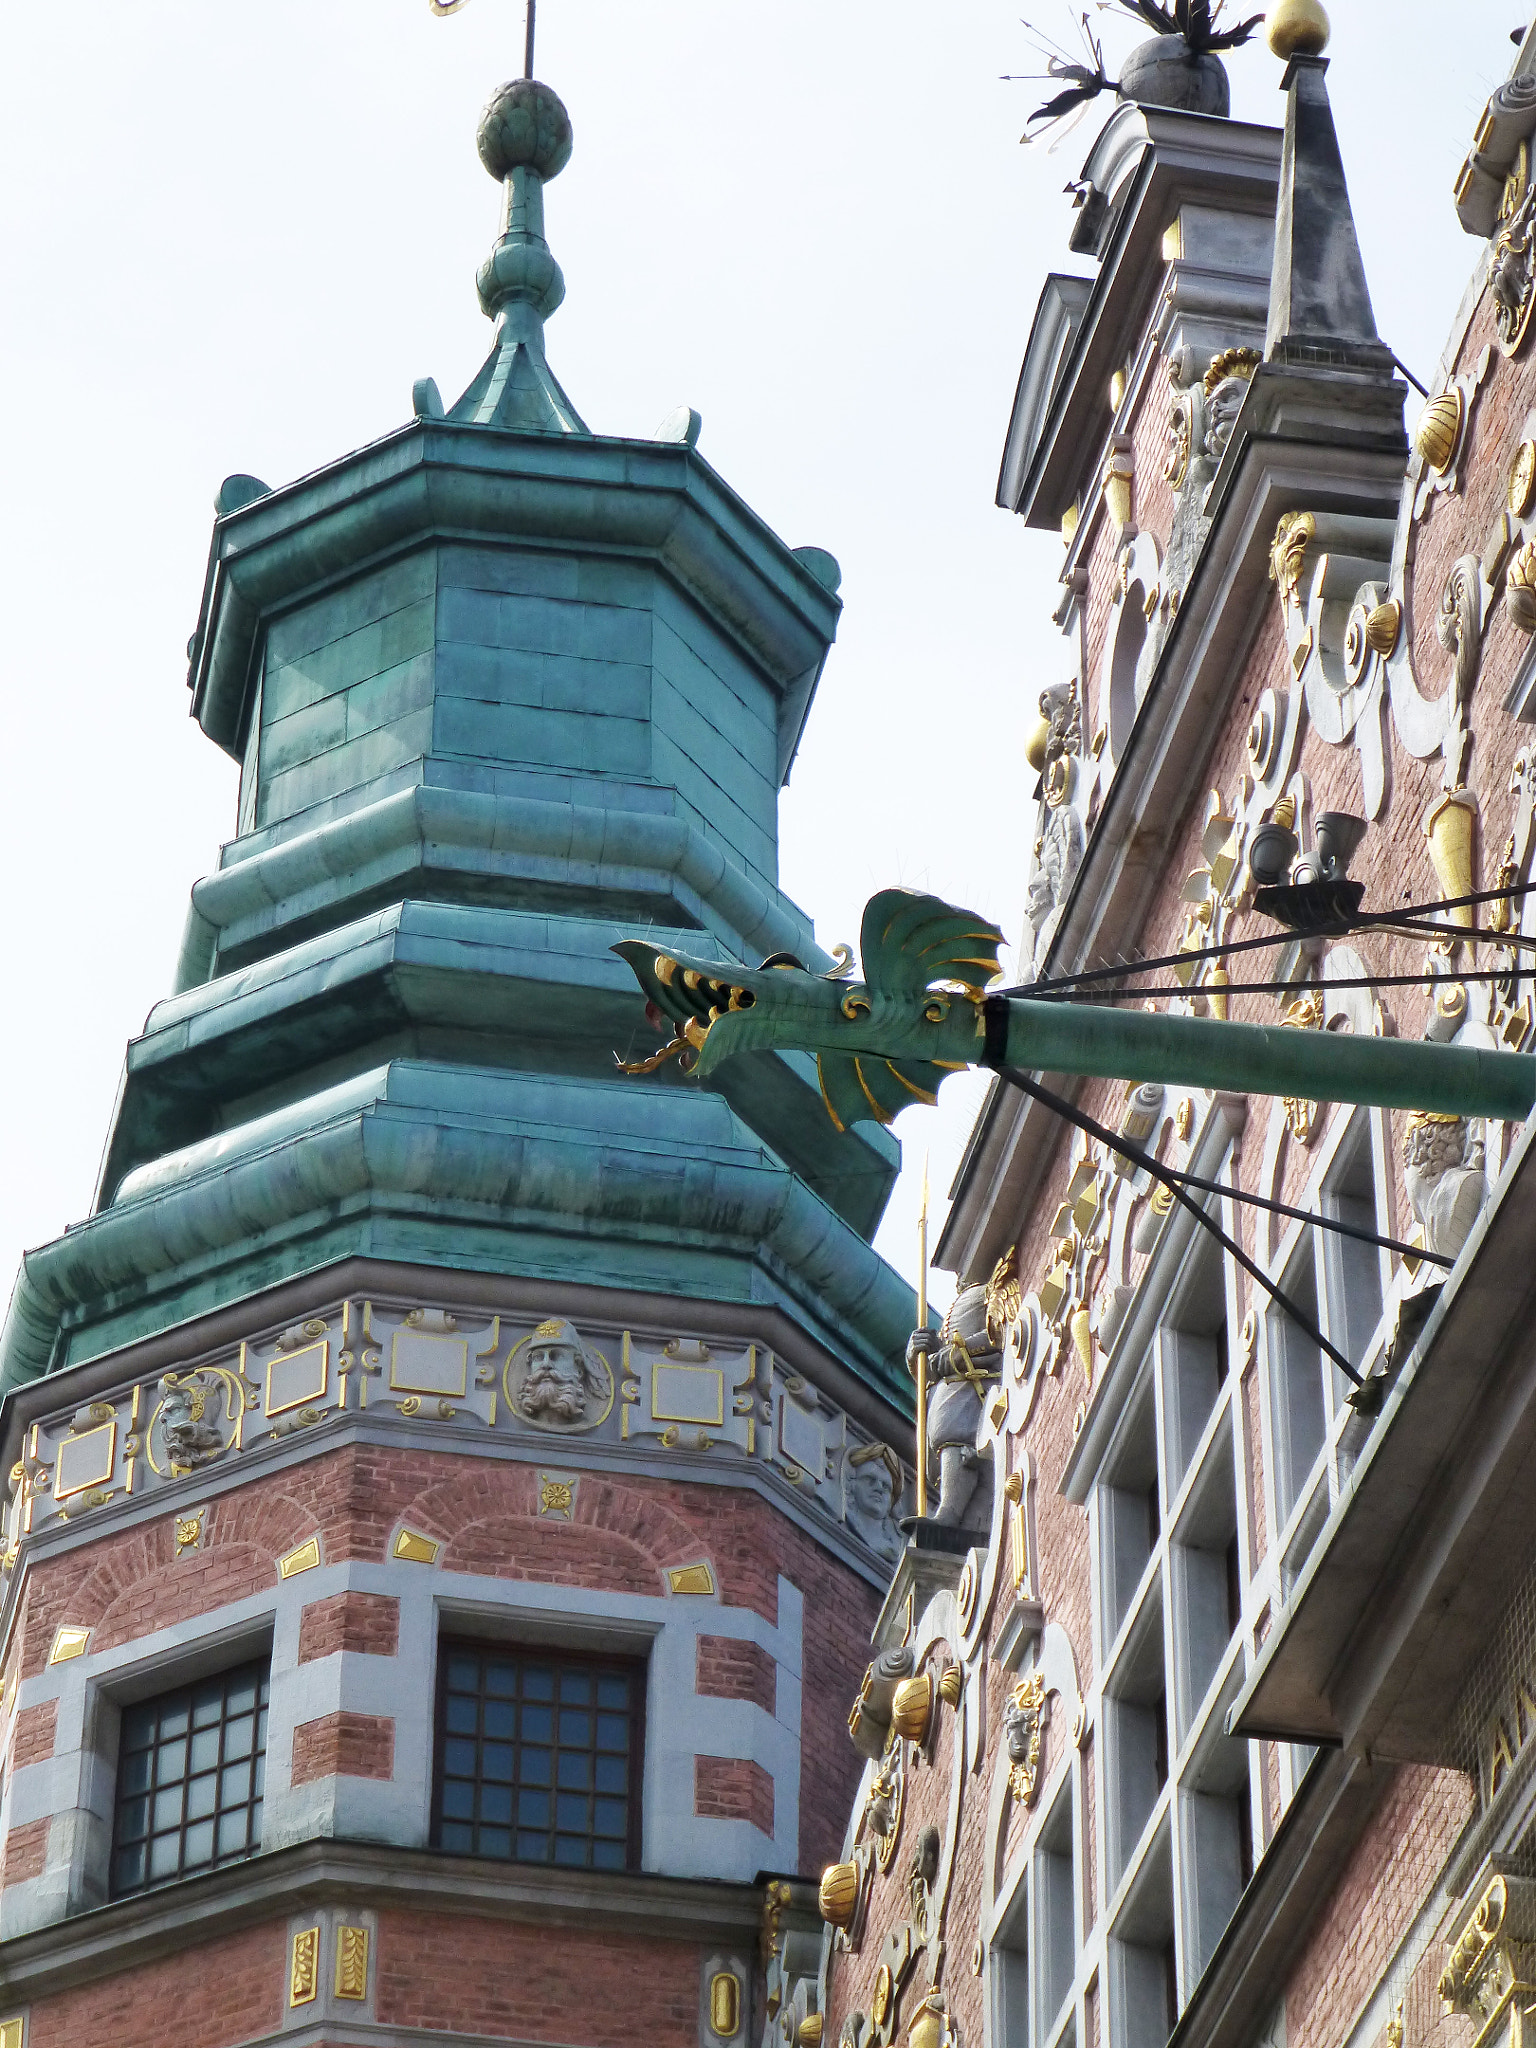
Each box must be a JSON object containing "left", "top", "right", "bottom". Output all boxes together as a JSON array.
[
  {"left": 110, "top": 1660, "right": 268, "bottom": 1897},
  {"left": 432, "top": 1642, "right": 641, "bottom": 1870}
]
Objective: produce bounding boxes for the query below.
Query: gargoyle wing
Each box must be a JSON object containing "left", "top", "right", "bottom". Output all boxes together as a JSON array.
[
  {"left": 816, "top": 1050, "right": 967, "bottom": 1134},
  {"left": 857, "top": 889, "right": 1006, "bottom": 1000}
]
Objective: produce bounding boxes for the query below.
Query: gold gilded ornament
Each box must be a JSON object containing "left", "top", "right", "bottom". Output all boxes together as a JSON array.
[
  {"left": 1269, "top": 511, "right": 1315, "bottom": 613},
  {"left": 1364, "top": 599, "right": 1401, "bottom": 655},
  {"left": 1203, "top": 346, "right": 1261, "bottom": 396},
  {"left": 1509, "top": 541, "right": 1536, "bottom": 632},
  {"left": 1512, "top": 440, "right": 1536, "bottom": 517},
  {"left": 985, "top": 1247, "right": 1022, "bottom": 1342},
  {"left": 1414, "top": 389, "right": 1464, "bottom": 476},
  {"left": 871, "top": 1965, "right": 893, "bottom": 2027},
  {"left": 1006, "top": 1672, "right": 1049, "bottom": 1804},
  {"left": 891, "top": 1672, "right": 935, "bottom": 1743},
  {"left": 709, "top": 1972, "right": 741, "bottom": 2037},
  {"left": 290, "top": 1928, "right": 320, "bottom": 2007},
  {"left": 1024, "top": 715, "right": 1051, "bottom": 774},
  {"left": 818, "top": 1862, "right": 860, "bottom": 1929},
  {"left": 334, "top": 1926, "right": 369, "bottom": 2000},
  {"left": 279, "top": 1537, "right": 320, "bottom": 1578},
  {"left": 1070, "top": 1307, "right": 1094, "bottom": 1386},
  {"left": 906, "top": 1993, "right": 953, "bottom": 2048},
  {"left": 1265, "top": 0, "right": 1330, "bottom": 58},
  {"left": 1423, "top": 790, "right": 1479, "bottom": 926},
  {"left": 797, "top": 2022, "right": 824, "bottom": 2048},
  {"left": 938, "top": 1663, "right": 963, "bottom": 1708}
]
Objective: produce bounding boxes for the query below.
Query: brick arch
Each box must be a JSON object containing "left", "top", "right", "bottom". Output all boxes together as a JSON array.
[
  {"left": 26, "top": 1485, "right": 322, "bottom": 1668},
  {"left": 393, "top": 1466, "right": 714, "bottom": 1595}
]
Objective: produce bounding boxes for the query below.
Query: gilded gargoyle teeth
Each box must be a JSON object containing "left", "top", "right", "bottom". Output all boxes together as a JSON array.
[
  {"left": 682, "top": 968, "right": 705, "bottom": 991},
  {"left": 654, "top": 955, "right": 678, "bottom": 986},
  {"left": 727, "top": 987, "right": 754, "bottom": 1011},
  {"left": 682, "top": 1018, "right": 709, "bottom": 1050}
]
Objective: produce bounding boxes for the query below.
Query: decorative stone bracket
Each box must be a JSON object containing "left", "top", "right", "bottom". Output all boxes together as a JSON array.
[{"left": 1440, "top": 1868, "right": 1536, "bottom": 2048}]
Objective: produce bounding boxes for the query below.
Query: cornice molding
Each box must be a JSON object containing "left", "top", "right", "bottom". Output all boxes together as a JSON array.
[{"left": 0, "top": 1837, "right": 765, "bottom": 2003}]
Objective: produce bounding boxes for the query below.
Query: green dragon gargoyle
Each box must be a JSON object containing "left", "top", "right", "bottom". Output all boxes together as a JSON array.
[
  {"left": 613, "top": 889, "right": 1006, "bottom": 1132},
  {"left": 616, "top": 886, "right": 1536, "bottom": 1130}
]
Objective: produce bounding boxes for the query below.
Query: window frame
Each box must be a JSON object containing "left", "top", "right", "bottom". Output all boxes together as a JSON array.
[
  {"left": 430, "top": 1636, "right": 646, "bottom": 1874},
  {"left": 106, "top": 1655, "right": 270, "bottom": 1900}
]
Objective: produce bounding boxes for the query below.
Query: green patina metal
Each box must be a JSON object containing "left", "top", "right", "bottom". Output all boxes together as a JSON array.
[
  {"left": 617, "top": 887, "right": 1536, "bottom": 1127},
  {"left": 0, "top": 80, "right": 919, "bottom": 1407}
]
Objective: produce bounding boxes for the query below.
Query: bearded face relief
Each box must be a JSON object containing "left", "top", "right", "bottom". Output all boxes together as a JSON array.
[{"left": 507, "top": 1318, "right": 614, "bottom": 1433}]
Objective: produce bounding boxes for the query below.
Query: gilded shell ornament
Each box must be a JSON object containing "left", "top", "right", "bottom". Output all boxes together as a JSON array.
[
  {"left": 1364, "top": 599, "right": 1401, "bottom": 656},
  {"left": 890, "top": 1672, "right": 935, "bottom": 1744},
  {"left": 817, "top": 1861, "right": 860, "bottom": 1928},
  {"left": 1509, "top": 541, "right": 1536, "bottom": 633},
  {"left": 1415, "top": 390, "right": 1464, "bottom": 476}
]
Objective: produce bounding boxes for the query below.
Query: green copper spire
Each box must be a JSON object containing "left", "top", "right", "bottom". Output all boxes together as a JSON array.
[{"left": 449, "top": 78, "right": 588, "bottom": 434}]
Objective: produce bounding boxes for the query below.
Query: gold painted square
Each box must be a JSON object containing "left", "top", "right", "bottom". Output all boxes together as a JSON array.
[
  {"left": 290, "top": 1926, "right": 320, "bottom": 2006},
  {"left": 279, "top": 1537, "right": 321, "bottom": 1579},
  {"left": 266, "top": 1340, "right": 329, "bottom": 1418},
  {"left": 392, "top": 1528, "right": 439, "bottom": 1564},
  {"left": 0, "top": 2015, "right": 24, "bottom": 2048},
  {"left": 389, "top": 1328, "right": 469, "bottom": 1398},
  {"left": 334, "top": 1924, "right": 369, "bottom": 1999},
  {"left": 668, "top": 1562, "right": 715, "bottom": 1596},
  {"left": 55, "top": 1421, "right": 116, "bottom": 1500},
  {"left": 49, "top": 1626, "right": 89, "bottom": 1665},
  {"left": 651, "top": 1362, "right": 724, "bottom": 1427}
]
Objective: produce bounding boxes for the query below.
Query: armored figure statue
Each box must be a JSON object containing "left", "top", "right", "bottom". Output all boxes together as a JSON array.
[{"left": 906, "top": 1283, "right": 1000, "bottom": 1530}]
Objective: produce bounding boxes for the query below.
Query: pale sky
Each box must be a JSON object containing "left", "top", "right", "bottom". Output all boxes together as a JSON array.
[{"left": 0, "top": 0, "right": 1524, "bottom": 1331}]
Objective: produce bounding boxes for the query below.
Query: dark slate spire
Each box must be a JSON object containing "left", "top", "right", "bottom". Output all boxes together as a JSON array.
[{"left": 1264, "top": 53, "right": 1395, "bottom": 375}]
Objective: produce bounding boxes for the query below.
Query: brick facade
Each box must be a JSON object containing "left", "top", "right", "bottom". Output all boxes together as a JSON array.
[
  {"left": 375, "top": 1911, "right": 702, "bottom": 2046},
  {"left": 291, "top": 1710, "right": 396, "bottom": 1784},
  {"left": 11, "top": 1698, "right": 55, "bottom": 1769},
  {"left": 694, "top": 1754, "right": 774, "bottom": 1835},
  {"left": 695, "top": 1633, "right": 776, "bottom": 1712},
  {"left": 27, "top": 1921, "right": 287, "bottom": 2048},
  {"left": 298, "top": 1590, "right": 401, "bottom": 1662},
  {"left": 1, "top": 1818, "right": 48, "bottom": 1890}
]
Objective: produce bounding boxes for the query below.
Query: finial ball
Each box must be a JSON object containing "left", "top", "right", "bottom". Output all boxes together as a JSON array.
[
  {"left": 1265, "top": 0, "right": 1331, "bottom": 59},
  {"left": 477, "top": 78, "right": 573, "bottom": 182}
]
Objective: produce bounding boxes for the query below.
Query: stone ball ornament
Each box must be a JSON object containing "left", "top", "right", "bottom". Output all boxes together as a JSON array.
[
  {"left": 1265, "top": 0, "right": 1330, "bottom": 59},
  {"left": 477, "top": 77, "right": 574, "bottom": 181}
]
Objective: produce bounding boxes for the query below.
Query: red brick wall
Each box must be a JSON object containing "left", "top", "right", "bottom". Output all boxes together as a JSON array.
[
  {"left": 696, "top": 1634, "right": 776, "bottom": 1712},
  {"left": 822, "top": 1644, "right": 987, "bottom": 2048},
  {"left": 298, "top": 1590, "right": 400, "bottom": 1662},
  {"left": 376, "top": 1910, "right": 701, "bottom": 2044},
  {"left": 1285, "top": 1764, "right": 1473, "bottom": 2048},
  {"left": 26, "top": 1920, "right": 286, "bottom": 2048},
  {"left": 290, "top": 1711, "right": 395, "bottom": 1784},
  {"left": 694, "top": 1754, "right": 774, "bottom": 1835},
  {"left": 13, "top": 1441, "right": 877, "bottom": 1867},
  {"left": 11, "top": 1698, "right": 56, "bottom": 1768},
  {"left": 1, "top": 1817, "right": 48, "bottom": 1889}
]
